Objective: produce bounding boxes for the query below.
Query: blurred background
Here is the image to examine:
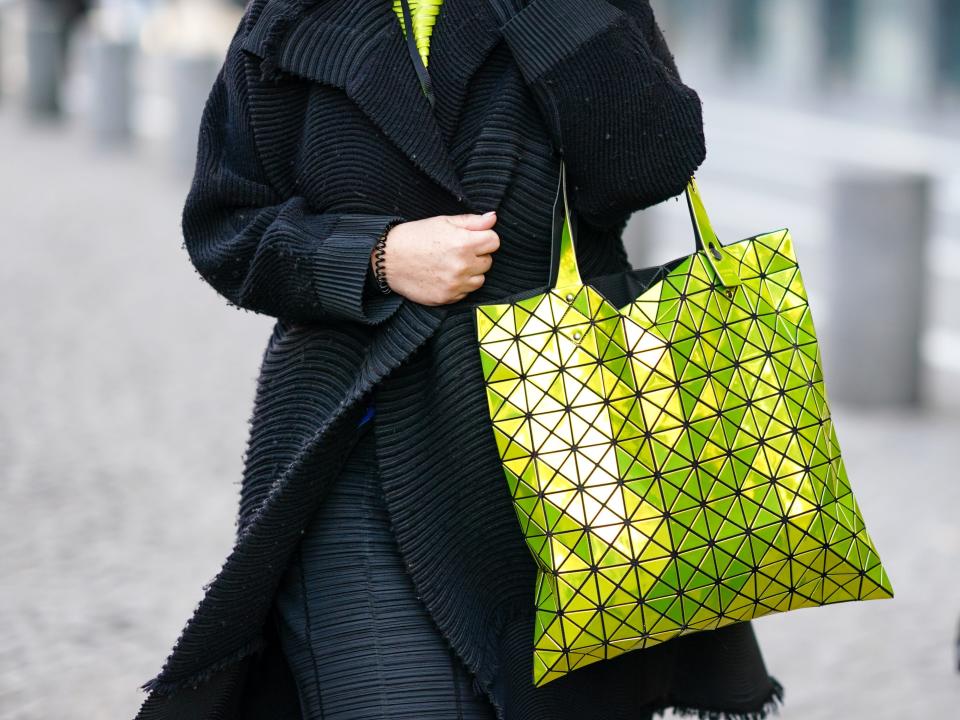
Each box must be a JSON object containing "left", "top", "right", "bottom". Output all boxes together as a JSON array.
[{"left": 0, "top": 0, "right": 957, "bottom": 718}]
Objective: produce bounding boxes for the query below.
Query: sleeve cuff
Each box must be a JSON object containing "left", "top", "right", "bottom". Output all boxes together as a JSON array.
[
  {"left": 313, "top": 214, "right": 405, "bottom": 325},
  {"left": 499, "top": 0, "right": 626, "bottom": 82}
]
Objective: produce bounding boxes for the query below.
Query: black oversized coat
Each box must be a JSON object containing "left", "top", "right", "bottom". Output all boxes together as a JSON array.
[{"left": 135, "top": 0, "right": 784, "bottom": 718}]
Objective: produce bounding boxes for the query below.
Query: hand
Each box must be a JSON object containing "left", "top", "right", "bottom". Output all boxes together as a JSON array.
[{"left": 370, "top": 212, "right": 501, "bottom": 305}]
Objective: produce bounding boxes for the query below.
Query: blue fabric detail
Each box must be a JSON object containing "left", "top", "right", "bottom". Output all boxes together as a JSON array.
[{"left": 358, "top": 402, "right": 375, "bottom": 427}]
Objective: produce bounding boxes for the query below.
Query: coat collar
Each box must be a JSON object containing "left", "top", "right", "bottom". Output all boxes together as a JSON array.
[{"left": 241, "top": 0, "right": 504, "bottom": 208}]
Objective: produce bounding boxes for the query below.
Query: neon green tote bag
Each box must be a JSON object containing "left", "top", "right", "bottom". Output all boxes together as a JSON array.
[{"left": 472, "top": 160, "right": 894, "bottom": 687}]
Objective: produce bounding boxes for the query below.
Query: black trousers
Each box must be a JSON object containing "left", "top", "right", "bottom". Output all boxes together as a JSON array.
[{"left": 272, "top": 420, "right": 498, "bottom": 720}]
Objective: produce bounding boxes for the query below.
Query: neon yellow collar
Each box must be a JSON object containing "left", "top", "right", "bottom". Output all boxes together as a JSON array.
[{"left": 392, "top": 0, "right": 443, "bottom": 67}]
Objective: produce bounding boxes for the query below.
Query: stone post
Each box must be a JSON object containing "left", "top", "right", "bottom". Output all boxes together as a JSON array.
[
  {"left": 853, "top": 0, "right": 938, "bottom": 105},
  {"left": 0, "top": 6, "right": 5, "bottom": 101},
  {"left": 25, "top": 0, "right": 65, "bottom": 117},
  {"left": 755, "top": 0, "right": 824, "bottom": 95},
  {"left": 935, "top": 0, "right": 960, "bottom": 99},
  {"left": 823, "top": 171, "right": 931, "bottom": 407},
  {"left": 820, "top": 0, "right": 858, "bottom": 91},
  {"left": 90, "top": 35, "right": 135, "bottom": 144}
]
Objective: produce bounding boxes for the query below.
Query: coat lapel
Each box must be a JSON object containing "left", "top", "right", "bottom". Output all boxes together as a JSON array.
[
  {"left": 423, "top": 0, "right": 504, "bottom": 149},
  {"left": 240, "top": 0, "right": 505, "bottom": 207}
]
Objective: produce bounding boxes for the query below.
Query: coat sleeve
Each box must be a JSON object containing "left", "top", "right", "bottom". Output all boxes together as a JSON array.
[
  {"left": 181, "top": 22, "right": 405, "bottom": 326},
  {"left": 490, "top": 0, "right": 706, "bottom": 228}
]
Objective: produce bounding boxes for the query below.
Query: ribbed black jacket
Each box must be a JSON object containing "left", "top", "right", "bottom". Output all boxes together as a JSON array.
[{"left": 135, "top": 1, "right": 784, "bottom": 718}]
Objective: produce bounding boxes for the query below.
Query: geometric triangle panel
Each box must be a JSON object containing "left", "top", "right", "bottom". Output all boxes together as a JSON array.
[{"left": 475, "top": 228, "right": 894, "bottom": 688}]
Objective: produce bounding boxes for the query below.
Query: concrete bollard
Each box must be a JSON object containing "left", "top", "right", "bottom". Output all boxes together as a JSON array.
[
  {"left": 820, "top": 0, "right": 858, "bottom": 89},
  {"left": 90, "top": 36, "right": 135, "bottom": 144},
  {"left": 25, "top": 0, "right": 65, "bottom": 117},
  {"left": 854, "top": 0, "right": 938, "bottom": 105},
  {"left": 823, "top": 171, "right": 931, "bottom": 407},
  {"left": 755, "top": 0, "right": 824, "bottom": 94},
  {"left": 935, "top": 0, "right": 960, "bottom": 97},
  {"left": 0, "top": 10, "right": 5, "bottom": 102},
  {"left": 170, "top": 53, "right": 220, "bottom": 174}
]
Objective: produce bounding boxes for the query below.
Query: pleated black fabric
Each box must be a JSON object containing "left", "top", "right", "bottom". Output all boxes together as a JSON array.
[
  {"left": 272, "top": 422, "right": 497, "bottom": 720},
  {"left": 135, "top": 1, "right": 785, "bottom": 719}
]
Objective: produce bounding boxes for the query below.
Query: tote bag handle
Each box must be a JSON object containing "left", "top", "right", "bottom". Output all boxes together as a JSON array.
[
  {"left": 393, "top": 2, "right": 739, "bottom": 292},
  {"left": 548, "top": 158, "right": 741, "bottom": 290}
]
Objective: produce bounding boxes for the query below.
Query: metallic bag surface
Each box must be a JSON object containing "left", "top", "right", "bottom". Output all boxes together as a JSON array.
[{"left": 472, "top": 160, "right": 894, "bottom": 687}]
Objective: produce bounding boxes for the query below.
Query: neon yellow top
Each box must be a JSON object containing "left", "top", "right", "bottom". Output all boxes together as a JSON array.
[{"left": 392, "top": 0, "right": 444, "bottom": 67}]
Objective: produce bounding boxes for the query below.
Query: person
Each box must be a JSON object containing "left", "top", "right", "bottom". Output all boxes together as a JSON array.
[{"left": 135, "top": 0, "right": 784, "bottom": 719}]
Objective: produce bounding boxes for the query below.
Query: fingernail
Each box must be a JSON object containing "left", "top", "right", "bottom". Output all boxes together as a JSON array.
[{"left": 481, "top": 210, "right": 496, "bottom": 217}]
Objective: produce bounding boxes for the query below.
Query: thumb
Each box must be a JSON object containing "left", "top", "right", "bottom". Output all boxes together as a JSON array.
[{"left": 448, "top": 211, "right": 497, "bottom": 230}]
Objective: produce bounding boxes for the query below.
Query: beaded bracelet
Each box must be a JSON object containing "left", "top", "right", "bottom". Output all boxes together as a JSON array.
[{"left": 372, "top": 221, "right": 399, "bottom": 294}]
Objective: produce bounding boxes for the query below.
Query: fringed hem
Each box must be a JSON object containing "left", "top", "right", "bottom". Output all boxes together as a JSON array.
[
  {"left": 470, "top": 671, "right": 504, "bottom": 720},
  {"left": 254, "top": 1, "right": 301, "bottom": 81},
  {"left": 139, "top": 634, "right": 267, "bottom": 696},
  {"left": 252, "top": 0, "right": 322, "bottom": 82},
  {"left": 468, "top": 601, "right": 534, "bottom": 710},
  {"left": 470, "top": 673, "right": 487, "bottom": 701},
  {"left": 652, "top": 677, "right": 785, "bottom": 720}
]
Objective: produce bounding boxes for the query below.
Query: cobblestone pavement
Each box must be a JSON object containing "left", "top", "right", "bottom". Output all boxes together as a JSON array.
[{"left": 0, "top": 107, "right": 958, "bottom": 720}]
